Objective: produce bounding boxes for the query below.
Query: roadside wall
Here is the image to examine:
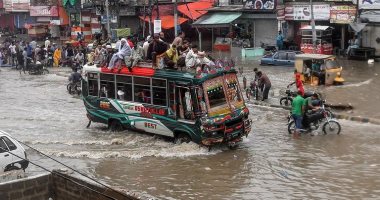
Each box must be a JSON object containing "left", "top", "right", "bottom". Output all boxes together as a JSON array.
[
  {"left": 0, "top": 173, "right": 52, "bottom": 200},
  {"left": 0, "top": 170, "right": 142, "bottom": 200}
]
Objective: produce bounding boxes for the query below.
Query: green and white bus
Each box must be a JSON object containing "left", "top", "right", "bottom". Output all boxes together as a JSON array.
[{"left": 82, "top": 64, "right": 252, "bottom": 147}]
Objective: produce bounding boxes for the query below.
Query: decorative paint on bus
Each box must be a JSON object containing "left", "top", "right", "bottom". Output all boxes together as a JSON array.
[{"left": 82, "top": 64, "right": 252, "bottom": 147}]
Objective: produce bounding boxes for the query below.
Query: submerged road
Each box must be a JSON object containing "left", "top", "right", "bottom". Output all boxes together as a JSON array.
[{"left": 0, "top": 68, "right": 379, "bottom": 199}]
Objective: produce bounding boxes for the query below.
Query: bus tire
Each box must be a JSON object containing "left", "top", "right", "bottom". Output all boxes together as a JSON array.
[
  {"left": 109, "top": 119, "right": 124, "bottom": 132},
  {"left": 174, "top": 132, "right": 191, "bottom": 144}
]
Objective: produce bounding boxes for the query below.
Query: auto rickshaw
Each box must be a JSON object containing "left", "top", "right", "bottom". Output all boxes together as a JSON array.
[{"left": 294, "top": 54, "right": 344, "bottom": 86}]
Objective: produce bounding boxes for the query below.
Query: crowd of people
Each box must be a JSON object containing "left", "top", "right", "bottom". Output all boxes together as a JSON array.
[
  {"left": 86, "top": 31, "right": 217, "bottom": 75},
  {"left": 0, "top": 37, "right": 87, "bottom": 71}
]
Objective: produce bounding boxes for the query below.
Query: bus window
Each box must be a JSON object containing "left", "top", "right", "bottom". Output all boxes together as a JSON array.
[
  {"left": 152, "top": 78, "right": 167, "bottom": 106},
  {"left": 153, "top": 87, "right": 167, "bottom": 106},
  {"left": 134, "top": 86, "right": 151, "bottom": 104},
  {"left": 88, "top": 73, "right": 98, "bottom": 96},
  {"left": 116, "top": 75, "right": 132, "bottom": 101},
  {"left": 100, "top": 74, "right": 115, "bottom": 98}
]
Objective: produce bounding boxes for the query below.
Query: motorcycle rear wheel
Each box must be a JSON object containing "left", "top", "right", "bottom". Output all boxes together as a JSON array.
[
  {"left": 280, "top": 97, "right": 292, "bottom": 106},
  {"left": 322, "top": 121, "right": 341, "bottom": 135}
]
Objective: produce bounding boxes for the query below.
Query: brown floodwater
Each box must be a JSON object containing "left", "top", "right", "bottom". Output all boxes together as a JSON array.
[{"left": 0, "top": 63, "right": 379, "bottom": 199}]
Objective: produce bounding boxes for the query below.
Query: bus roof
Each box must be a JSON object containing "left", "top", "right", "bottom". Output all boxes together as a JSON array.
[
  {"left": 295, "top": 54, "right": 335, "bottom": 60},
  {"left": 83, "top": 64, "right": 237, "bottom": 85}
]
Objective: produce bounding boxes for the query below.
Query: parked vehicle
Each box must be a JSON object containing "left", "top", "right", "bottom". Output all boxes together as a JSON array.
[
  {"left": 261, "top": 51, "right": 303, "bottom": 66},
  {"left": 294, "top": 54, "right": 344, "bottom": 86},
  {"left": 82, "top": 63, "right": 252, "bottom": 148},
  {"left": 287, "top": 100, "right": 340, "bottom": 135},
  {"left": 0, "top": 130, "right": 29, "bottom": 173}
]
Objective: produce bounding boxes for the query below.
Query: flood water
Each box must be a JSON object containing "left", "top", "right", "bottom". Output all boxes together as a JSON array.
[{"left": 1, "top": 66, "right": 380, "bottom": 199}]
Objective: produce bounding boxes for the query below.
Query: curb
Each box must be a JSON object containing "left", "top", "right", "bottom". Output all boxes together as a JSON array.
[{"left": 247, "top": 101, "right": 380, "bottom": 125}]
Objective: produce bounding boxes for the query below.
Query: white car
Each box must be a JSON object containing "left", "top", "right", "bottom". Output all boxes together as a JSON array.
[{"left": 0, "top": 130, "right": 28, "bottom": 172}]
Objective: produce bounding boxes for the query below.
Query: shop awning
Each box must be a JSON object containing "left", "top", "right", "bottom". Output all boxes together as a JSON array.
[
  {"left": 360, "top": 10, "right": 380, "bottom": 23},
  {"left": 139, "top": 15, "right": 188, "bottom": 30},
  {"left": 192, "top": 12, "right": 242, "bottom": 28},
  {"left": 177, "top": 1, "right": 214, "bottom": 20}
]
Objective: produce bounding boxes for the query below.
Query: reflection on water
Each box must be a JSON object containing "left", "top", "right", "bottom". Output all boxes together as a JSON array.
[{"left": 0, "top": 68, "right": 380, "bottom": 199}]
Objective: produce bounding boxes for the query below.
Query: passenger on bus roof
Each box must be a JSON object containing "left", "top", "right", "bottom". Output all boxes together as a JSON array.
[{"left": 108, "top": 38, "right": 132, "bottom": 70}]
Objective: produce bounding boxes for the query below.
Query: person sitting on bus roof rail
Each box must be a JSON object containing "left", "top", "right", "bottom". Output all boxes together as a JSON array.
[
  {"left": 147, "top": 34, "right": 169, "bottom": 65},
  {"left": 161, "top": 45, "right": 179, "bottom": 70},
  {"left": 124, "top": 41, "right": 144, "bottom": 72},
  {"left": 108, "top": 38, "right": 132, "bottom": 70},
  {"left": 195, "top": 51, "right": 214, "bottom": 68},
  {"left": 172, "top": 31, "right": 185, "bottom": 47},
  {"left": 143, "top": 35, "right": 152, "bottom": 59},
  {"left": 177, "top": 40, "right": 190, "bottom": 70},
  {"left": 185, "top": 44, "right": 198, "bottom": 71}
]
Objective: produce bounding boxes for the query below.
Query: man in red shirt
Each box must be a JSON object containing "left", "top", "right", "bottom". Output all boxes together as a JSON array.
[{"left": 290, "top": 73, "right": 305, "bottom": 96}]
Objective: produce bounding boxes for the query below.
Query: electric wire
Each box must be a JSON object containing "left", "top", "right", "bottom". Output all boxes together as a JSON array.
[{"left": 13, "top": 139, "right": 133, "bottom": 199}]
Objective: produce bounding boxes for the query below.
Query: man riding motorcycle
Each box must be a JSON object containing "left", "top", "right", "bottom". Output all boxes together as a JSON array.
[{"left": 68, "top": 68, "right": 82, "bottom": 84}]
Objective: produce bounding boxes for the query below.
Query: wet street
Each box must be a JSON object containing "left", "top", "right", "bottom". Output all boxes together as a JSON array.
[{"left": 1, "top": 67, "right": 380, "bottom": 199}]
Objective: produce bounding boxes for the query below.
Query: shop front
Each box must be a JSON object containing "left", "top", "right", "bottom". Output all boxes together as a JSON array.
[{"left": 359, "top": 1, "right": 380, "bottom": 56}]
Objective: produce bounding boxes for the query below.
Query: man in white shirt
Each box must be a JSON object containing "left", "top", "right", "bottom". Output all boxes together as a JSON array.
[
  {"left": 185, "top": 44, "right": 198, "bottom": 70},
  {"left": 45, "top": 38, "right": 51, "bottom": 49},
  {"left": 9, "top": 43, "right": 17, "bottom": 67}
]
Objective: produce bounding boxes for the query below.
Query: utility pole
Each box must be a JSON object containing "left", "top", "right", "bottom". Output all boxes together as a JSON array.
[
  {"left": 156, "top": 0, "right": 159, "bottom": 20},
  {"left": 174, "top": 0, "right": 178, "bottom": 36},
  {"left": 310, "top": 0, "right": 316, "bottom": 53},
  {"left": 105, "top": 0, "right": 111, "bottom": 38},
  {"left": 149, "top": 0, "right": 153, "bottom": 35}
]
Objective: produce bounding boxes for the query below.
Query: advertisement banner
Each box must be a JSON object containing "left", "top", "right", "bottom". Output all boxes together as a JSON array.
[
  {"left": 293, "top": 4, "right": 330, "bottom": 21},
  {"left": 30, "top": 6, "right": 58, "bottom": 16},
  {"left": 244, "top": 0, "right": 276, "bottom": 10},
  {"left": 359, "top": 0, "right": 380, "bottom": 9},
  {"left": 4, "top": 0, "right": 30, "bottom": 12},
  {"left": 330, "top": 5, "right": 356, "bottom": 24}
]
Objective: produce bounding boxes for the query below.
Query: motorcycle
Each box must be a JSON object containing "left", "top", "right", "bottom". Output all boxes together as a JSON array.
[
  {"left": 67, "top": 81, "right": 81, "bottom": 95},
  {"left": 45, "top": 52, "right": 53, "bottom": 68},
  {"left": 27, "top": 58, "right": 49, "bottom": 75},
  {"left": 246, "top": 80, "right": 260, "bottom": 101},
  {"left": 287, "top": 100, "right": 340, "bottom": 135},
  {"left": 279, "top": 84, "right": 320, "bottom": 106}
]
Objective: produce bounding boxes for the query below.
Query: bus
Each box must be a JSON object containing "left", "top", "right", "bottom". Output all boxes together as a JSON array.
[{"left": 82, "top": 64, "right": 252, "bottom": 147}]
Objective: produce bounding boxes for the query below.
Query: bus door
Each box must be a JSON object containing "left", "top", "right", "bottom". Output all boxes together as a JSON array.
[{"left": 174, "top": 85, "right": 194, "bottom": 121}]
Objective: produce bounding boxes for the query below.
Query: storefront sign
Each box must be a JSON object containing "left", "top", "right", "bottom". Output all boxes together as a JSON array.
[
  {"left": 50, "top": 19, "right": 60, "bottom": 25},
  {"left": 330, "top": 5, "right": 356, "bottom": 24},
  {"left": 119, "top": 7, "right": 136, "bottom": 16},
  {"left": 244, "top": 0, "right": 276, "bottom": 10},
  {"left": 36, "top": 16, "right": 51, "bottom": 22},
  {"left": 293, "top": 4, "right": 330, "bottom": 21},
  {"left": 4, "top": 0, "right": 30, "bottom": 12},
  {"left": 30, "top": 6, "right": 58, "bottom": 17},
  {"left": 360, "top": 0, "right": 380, "bottom": 9}
]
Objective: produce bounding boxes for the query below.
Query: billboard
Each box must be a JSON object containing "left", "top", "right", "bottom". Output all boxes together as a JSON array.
[
  {"left": 4, "top": 0, "right": 30, "bottom": 12},
  {"left": 330, "top": 5, "right": 356, "bottom": 24},
  {"left": 30, "top": 6, "right": 58, "bottom": 16},
  {"left": 244, "top": 0, "right": 276, "bottom": 10},
  {"left": 293, "top": 4, "right": 330, "bottom": 21},
  {"left": 359, "top": 0, "right": 380, "bottom": 9}
]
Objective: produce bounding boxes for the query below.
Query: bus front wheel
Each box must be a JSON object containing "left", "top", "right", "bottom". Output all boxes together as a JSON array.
[
  {"left": 109, "top": 119, "right": 124, "bottom": 132},
  {"left": 174, "top": 132, "right": 191, "bottom": 144}
]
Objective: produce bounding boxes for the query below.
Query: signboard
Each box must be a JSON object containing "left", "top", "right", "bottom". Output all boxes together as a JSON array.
[
  {"left": 154, "top": 19, "right": 161, "bottom": 34},
  {"left": 50, "top": 19, "right": 61, "bottom": 25},
  {"left": 244, "top": 0, "right": 275, "bottom": 10},
  {"left": 359, "top": 0, "right": 380, "bottom": 9},
  {"left": 330, "top": 5, "right": 356, "bottom": 24},
  {"left": 293, "top": 4, "right": 330, "bottom": 21},
  {"left": 119, "top": 7, "right": 136, "bottom": 16},
  {"left": 30, "top": 6, "right": 58, "bottom": 16},
  {"left": 4, "top": 0, "right": 30, "bottom": 12}
]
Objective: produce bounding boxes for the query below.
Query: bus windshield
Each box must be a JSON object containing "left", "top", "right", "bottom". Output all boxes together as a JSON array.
[
  {"left": 202, "top": 73, "right": 244, "bottom": 115},
  {"left": 204, "top": 77, "right": 227, "bottom": 109}
]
